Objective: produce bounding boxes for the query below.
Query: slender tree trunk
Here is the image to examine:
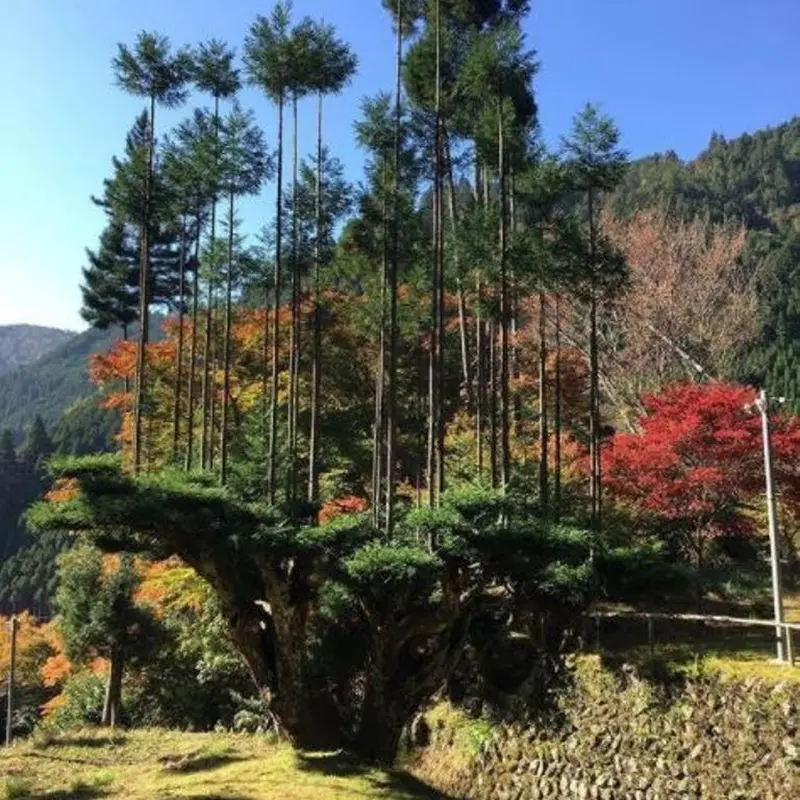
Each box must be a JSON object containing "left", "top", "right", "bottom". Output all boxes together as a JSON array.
[
  {"left": 489, "top": 317, "right": 497, "bottom": 489},
  {"left": 498, "top": 103, "right": 510, "bottom": 491},
  {"left": 221, "top": 190, "right": 235, "bottom": 485},
  {"left": 133, "top": 95, "right": 157, "bottom": 472},
  {"left": 509, "top": 171, "right": 520, "bottom": 437},
  {"left": 202, "top": 97, "right": 221, "bottom": 472},
  {"left": 538, "top": 291, "right": 549, "bottom": 512},
  {"left": 186, "top": 220, "right": 202, "bottom": 470},
  {"left": 554, "top": 293, "right": 562, "bottom": 520},
  {"left": 200, "top": 268, "right": 214, "bottom": 470},
  {"left": 444, "top": 127, "right": 471, "bottom": 408},
  {"left": 371, "top": 159, "right": 389, "bottom": 525},
  {"left": 434, "top": 0, "right": 446, "bottom": 501},
  {"left": 171, "top": 214, "right": 188, "bottom": 463},
  {"left": 308, "top": 92, "right": 324, "bottom": 508},
  {"left": 122, "top": 324, "right": 130, "bottom": 396},
  {"left": 588, "top": 186, "right": 601, "bottom": 532},
  {"left": 101, "top": 648, "right": 124, "bottom": 728},
  {"left": 384, "top": 5, "right": 403, "bottom": 535},
  {"left": 287, "top": 94, "right": 300, "bottom": 507},
  {"left": 267, "top": 91, "right": 285, "bottom": 504},
  {"left": 209, "top": 292, "right": 219, "bottom": 470},
  {"left": 475, "top": 276, "right": 484, "bottom": 477},
  {"left": 427, "top": 189, "right": 438, "bottom": 508}
]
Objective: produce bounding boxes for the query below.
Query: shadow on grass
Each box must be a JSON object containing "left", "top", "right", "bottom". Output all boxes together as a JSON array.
[
  {"left": 296, "top": 752, "right": 459, "bottom": 799},
  {"left": 160, "top": 751, "right": 244, "bottom": 774},
  {"left": 46, "top": 734, "right": 127, "bottom": 749},
  {"left": 26, "top": 788, "right": 108, "bottom": 800}
]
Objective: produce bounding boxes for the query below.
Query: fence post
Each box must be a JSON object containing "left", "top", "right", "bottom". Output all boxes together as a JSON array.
[
  {"left": 595, "top": 615, "right": 601, "bottom": 653},
  {"left": 5, "top": 615, "right": 18, "bottom": 747},
  {"left": 786, "top": 624, "right": 795, "bottom": 668},
  {"left": 647, "top": 614, "right": 655, "bottom": 657}
]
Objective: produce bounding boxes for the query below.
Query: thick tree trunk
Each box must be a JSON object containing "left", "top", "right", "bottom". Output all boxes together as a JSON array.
[
  {"left": 308, "top": 92, "right": 324, "bottom": 509},
  {"left": 220, "top": 191, "right": 235, "bottom": 485},
  {"left": 267, "top": 92, "right": 285, "bottom": 504},
  {"left": 538, "top": 292, "right": 549, "bottom": 512},
  {"left": 186, "top": 225, "right": 202, "bottom": 470},
  {"left": 171, "top": 214, "right": 188, "bottom": 464},
  {"left": 101, "top": 648, "right": 124, "bottom": 728}
]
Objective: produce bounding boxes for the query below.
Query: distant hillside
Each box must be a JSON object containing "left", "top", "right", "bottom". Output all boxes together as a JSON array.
[
  {"left": 0, "top": 326, "right": 122, "bottom": 441},
  {"left": 610, "top": 117, "right": 800, "bottom": 407},
  {"left": 0, "top": 324, "right": 75, "bottom": 375}
]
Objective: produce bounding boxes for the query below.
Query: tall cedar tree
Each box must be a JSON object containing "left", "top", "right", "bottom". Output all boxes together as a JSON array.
[
  {"left": 112, "top": 32, "right": 192, "bottom": 471},
  {"left": 193, "top": 40, "right": 242, "bottom": 472},
  {"left": 305, "top": 22, "right": 357, "bottom": 511},
  {"left": 562, "top": 103, "right": 627, "bottom": 532},
  {"left": 167, "top": 109, "right": 218, "bottom": 469},
  {"left": 218, "top": 103, "right": 271, "bottom": 484},
  {"left": 244, "top": 4, "right": 294, "bottom": 503}
]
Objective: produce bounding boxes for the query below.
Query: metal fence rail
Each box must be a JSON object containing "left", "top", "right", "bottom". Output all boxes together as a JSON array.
[{"left": 586, "top": 609, "right": 800, "bottom": 667}]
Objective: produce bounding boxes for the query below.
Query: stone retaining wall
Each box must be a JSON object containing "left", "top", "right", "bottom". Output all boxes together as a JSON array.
[{"left": 416, "top": 658, "right": 800, "bottom": 799}]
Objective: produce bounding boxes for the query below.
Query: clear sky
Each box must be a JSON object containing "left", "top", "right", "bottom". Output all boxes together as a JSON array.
[{"left": 0, "top": 0, "right": 798, "bottom": 332}]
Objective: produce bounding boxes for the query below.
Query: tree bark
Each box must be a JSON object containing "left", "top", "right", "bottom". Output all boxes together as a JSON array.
[
  {"left": 308, "top": 92, "right": 324, "bottom": 509},
  {"left": 201, "top": 98, "right": 221, "bottom": 472},
  {"left": 132, "top": 94, "right": 156, "bottom": 472},
  {"left": 475, "top": 276, "right": 484, "bottom": 477},
  {"left": 489, "top": 318, "right": 498, "bottom": 489},
  {"left": 538, "top": 292, "right": 549, "bottom": 512},
  {"left": 171, "top": 214, "right": 187, "bottom": 464},
  {"left": 498, "top": 104, "right": 510, "bottom": 491},
  {"left": 286, "top": 94, "right": 301, "bottom": 508},
  {"left": 101, "top": 648, "right": 124, "bottom": 728},
  {"left": 588, "top": 186, "right": 601, "bottom": 532},
  {"left": 186, "top": 221, "right": 202, "bottom": 471},
  {"left": 220, "top": 190, "right": 235, "bottom": 485},
  {"left": 385, "top": 9, "right": 403, "bottom": 535},
  {"left": 267, "top": 90, "right": 285, "bottom": 504},
  {"left": 427, "top": 195, "right": 439, "bottom": 507},
  {"left": 371, "top": 159, "right": 389, "bottom": 525},
  {"left": 443, "top": 127, "right": 472, "bottom": 408},
  {"left": 554, "top": 293, "right": 562, "bottom": 520},
  {"left": 434, "top": 0, "right": 446, "bottom": 501}
]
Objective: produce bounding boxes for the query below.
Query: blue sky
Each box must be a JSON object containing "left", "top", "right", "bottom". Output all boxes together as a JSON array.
[{"left": 0, "top": 0, "right": 798, "bottom": 331}]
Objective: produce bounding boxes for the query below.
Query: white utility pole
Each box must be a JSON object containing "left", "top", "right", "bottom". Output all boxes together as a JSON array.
[{"left": 756, "top": 389, "right": 787, "bottom": 662}]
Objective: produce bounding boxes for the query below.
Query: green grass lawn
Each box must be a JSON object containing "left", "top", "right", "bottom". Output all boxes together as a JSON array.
[{"left": 0, "top": 729, "right": 453, "bottom": 800}]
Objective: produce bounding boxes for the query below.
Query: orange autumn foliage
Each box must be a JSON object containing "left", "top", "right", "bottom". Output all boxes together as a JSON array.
[{"left": 319, "top": 495, "right": 369, "bottom": 524}]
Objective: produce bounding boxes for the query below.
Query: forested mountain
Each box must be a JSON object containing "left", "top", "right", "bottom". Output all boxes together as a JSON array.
[
  {"left": 0, "top": 321, "right": 157, "bottom": 442},
  {"left": 0, "top": 325, "right": 75, "bottom": 375},
  {"left": 609, "top": 117, "right": 800, "bottom": 406}
]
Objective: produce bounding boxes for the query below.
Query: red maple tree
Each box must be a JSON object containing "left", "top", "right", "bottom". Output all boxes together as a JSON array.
[{"left": 604, "top": 382, "right": 800, "bottom": 566}]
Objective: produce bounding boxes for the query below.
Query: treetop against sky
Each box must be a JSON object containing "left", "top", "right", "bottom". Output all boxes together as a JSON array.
[{"left": 0, "top": 0, "right": 798, "bottom": 331}]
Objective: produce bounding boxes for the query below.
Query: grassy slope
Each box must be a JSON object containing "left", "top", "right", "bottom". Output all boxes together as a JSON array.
[{"left": 0, "top": 729, "right": 451, "bottom": 800}]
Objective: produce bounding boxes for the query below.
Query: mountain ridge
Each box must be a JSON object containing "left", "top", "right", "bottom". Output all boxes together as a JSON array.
[{"left": 0, "top": 324, "right": 76, "bottom": 376}]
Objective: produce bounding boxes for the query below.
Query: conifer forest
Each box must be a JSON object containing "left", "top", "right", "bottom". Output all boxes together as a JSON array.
[{"left": 3, "top": 0, "right": 800, "bottom": 790}]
